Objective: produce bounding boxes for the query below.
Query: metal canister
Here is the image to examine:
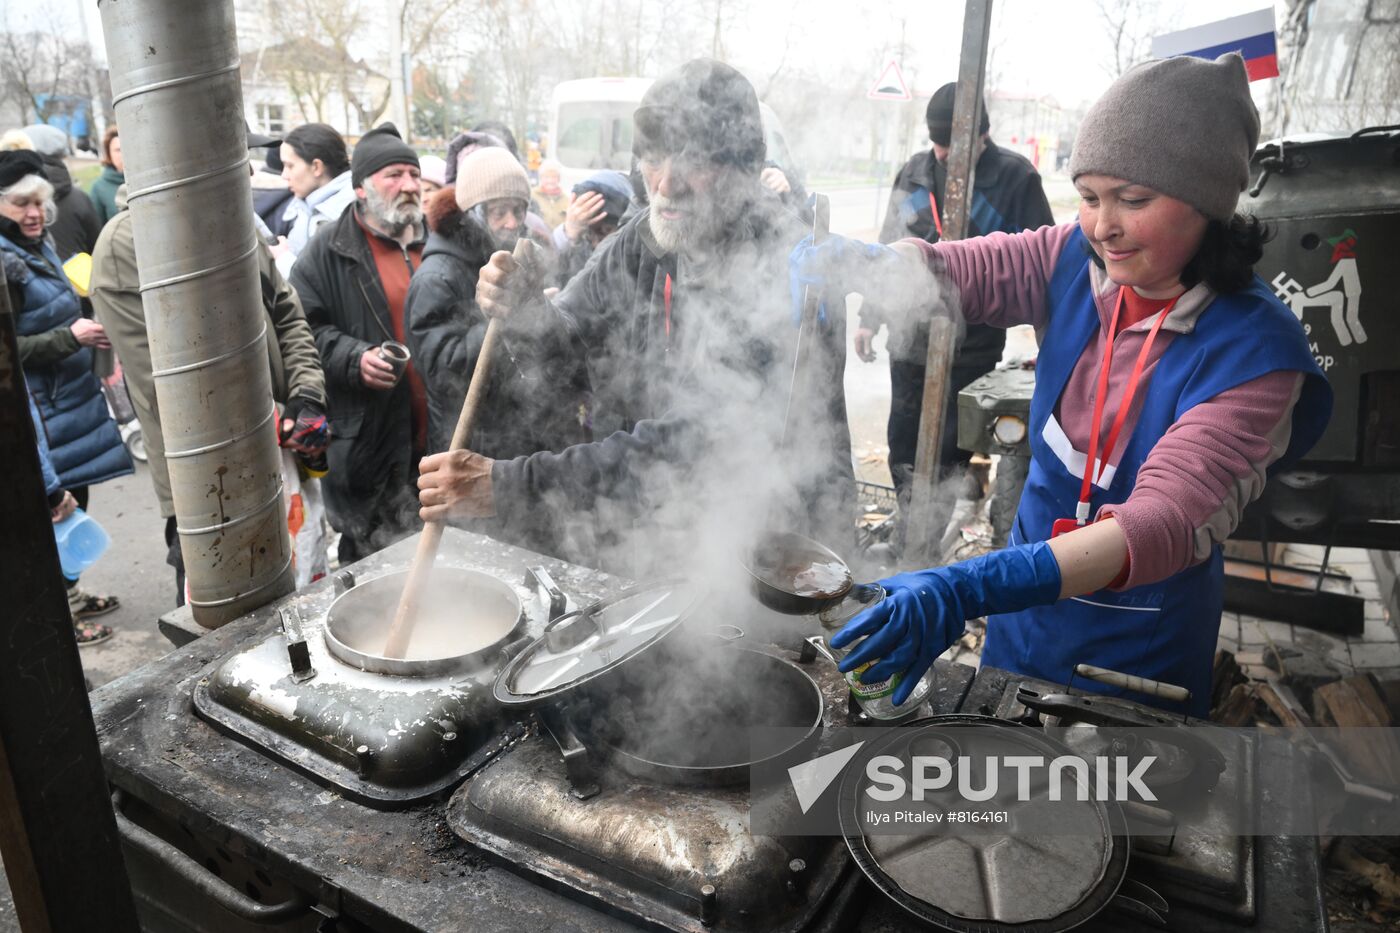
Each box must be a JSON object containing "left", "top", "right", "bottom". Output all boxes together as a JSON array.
[{"left": 377, "top": 340, "right": 411, "bottom": 385}]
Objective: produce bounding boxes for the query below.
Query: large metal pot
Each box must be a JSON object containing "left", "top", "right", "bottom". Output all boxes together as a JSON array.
[
  {"left": 323, "top": 568, "right": 524, "bottom": 677},
  {"left": 580, "top": 635, "right": 826, "bottom": 787}
]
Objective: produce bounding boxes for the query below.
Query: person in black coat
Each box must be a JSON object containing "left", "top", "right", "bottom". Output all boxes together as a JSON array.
[
  {"left": 861, "top": 82, "right": 1054, "bottom": 514},
  {"left": 289, "top": 124, "right": 426, "bottom": 564},
  {"left": 405, "top": 183, "right": 588, "bottom": 459}
]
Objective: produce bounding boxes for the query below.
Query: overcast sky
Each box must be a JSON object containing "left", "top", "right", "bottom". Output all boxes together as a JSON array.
[
  {"left": 733, "top": 0, "right": 1282, "bottom": 108},
  {"left": 13, "top": 0, "right": 1281, "bottom": 111}
]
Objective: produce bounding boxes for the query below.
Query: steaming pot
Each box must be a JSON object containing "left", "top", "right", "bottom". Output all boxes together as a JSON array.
[
  {"left": 493, "top": 581, "right": 825, "bottom": 790},
  {"left": 324, "top": 567, "right": 526, "bottom": 677}
]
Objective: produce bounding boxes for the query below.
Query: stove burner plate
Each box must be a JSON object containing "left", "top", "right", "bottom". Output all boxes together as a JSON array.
[
  {"left": 451, "top": 641, "right": 869, "bottom": 933},
  {"left": 192, "top": 565, "right": 556, "bottom": 808},
  {"left": 448, "top": 734, "right": 853, "bottom": 933},
  {"left": 996, "top": 675, "right": 1258, "bottom": 923}
]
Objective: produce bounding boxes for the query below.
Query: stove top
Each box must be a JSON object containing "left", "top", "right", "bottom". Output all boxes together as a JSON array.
[
  {"left": 447, "top": 640, "right": 979, "bottom": 933},
  {"left": 193, "top": 557, "right": 578, "bottom": 807}
]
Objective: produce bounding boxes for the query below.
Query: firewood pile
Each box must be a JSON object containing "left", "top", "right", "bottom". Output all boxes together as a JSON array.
[{"left": 1211, "top": 647, "right": 1400, "bottom": 929}]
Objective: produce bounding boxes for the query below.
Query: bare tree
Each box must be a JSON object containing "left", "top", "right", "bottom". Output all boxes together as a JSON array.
[
  {"left": 263, "top": 0, "right": 393, "bottom": 130},
  {"left": 0, "top": 11, "right": 97, "bottom": 132},
  {"left": 1095, "top": 0, "right": 1162, "bottom": 79}
]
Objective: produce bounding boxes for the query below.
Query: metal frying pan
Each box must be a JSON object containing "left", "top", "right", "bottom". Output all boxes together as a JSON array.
[{"left": 743, "top": 529, "right": 854, "bottom": 614}]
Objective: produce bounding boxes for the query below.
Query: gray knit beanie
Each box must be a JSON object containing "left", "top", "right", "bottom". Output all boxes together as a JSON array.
[
  {"left": 1069, "top": 53, "right": 1260, "bottom": 221},
  {"left": 455, "top": 146, "right": 529, "bottom": 212}
]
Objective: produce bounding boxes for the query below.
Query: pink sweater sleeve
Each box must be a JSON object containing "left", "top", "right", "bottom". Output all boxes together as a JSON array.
[
  {"left": 911, "top": 222, "right": 1079, "bottom": 330},
  {"left": 1099, "top": 370, "right": 1305, "bottom": 590}
]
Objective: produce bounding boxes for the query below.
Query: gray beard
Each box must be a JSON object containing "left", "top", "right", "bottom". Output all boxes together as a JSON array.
[
  {"left": 648, "top": 209, "right": 686, "bottom": 254},
  {"left": 363, "top": 186, "right": 422, "bottom": 238}
]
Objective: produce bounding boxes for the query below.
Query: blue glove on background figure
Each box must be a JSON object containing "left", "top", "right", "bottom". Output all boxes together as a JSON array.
[
  {"left": 787, "top": 234, "right": 900, "bottom": 327},
  {"left": 831, "top": 541, "right": 1063, "bottom": 705}
]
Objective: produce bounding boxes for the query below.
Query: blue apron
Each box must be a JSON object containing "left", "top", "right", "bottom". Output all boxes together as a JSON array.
[{"left": 981, "top": 228, "right": 1331, "bottom": 716}]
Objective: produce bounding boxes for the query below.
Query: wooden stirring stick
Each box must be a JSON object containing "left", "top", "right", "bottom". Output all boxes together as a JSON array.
[{"left": 383, "top": 238, "right": 536, "bottom": 659}]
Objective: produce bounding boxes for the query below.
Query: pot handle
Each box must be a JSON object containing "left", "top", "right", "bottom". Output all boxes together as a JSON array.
[
  {"left": 536, "top": 706, "right": 600, "bottom": 799},
  {"left": 525, "top": 566, "right": 570, "bottom": 620},
  {"left": 713, "top": 624, "right": 745, "bottom": 643},
  {"left": 111, "top": 790, "right": 311, "bottom": 924},
  {"left": 331, "top": 569, "right": 356, "bottom": 595}
]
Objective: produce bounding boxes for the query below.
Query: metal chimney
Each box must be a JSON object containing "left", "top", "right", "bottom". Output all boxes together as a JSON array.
[{"left": 100, "top": 0, "right": 294, "bottom": 626}]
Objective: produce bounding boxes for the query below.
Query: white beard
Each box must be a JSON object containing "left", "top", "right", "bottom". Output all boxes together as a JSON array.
[{"left": 363, "top": 184, "right": 423, "bottom": 237}]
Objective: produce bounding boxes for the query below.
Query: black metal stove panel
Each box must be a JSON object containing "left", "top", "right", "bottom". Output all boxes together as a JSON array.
[
  {"left": 450, "top": 734, "right": 855, "bottom": 933},
  {"left": 191, "top": 544, "right": 589, "bottom": 807}
]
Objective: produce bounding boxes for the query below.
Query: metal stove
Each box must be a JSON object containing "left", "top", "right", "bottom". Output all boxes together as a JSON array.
[{"left": 90, "top": 529, "right": 1328, "bottom": 933}]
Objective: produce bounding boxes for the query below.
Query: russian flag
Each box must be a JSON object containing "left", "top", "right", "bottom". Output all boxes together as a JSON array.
[{"left": 1150, "top": 9, "right": 1280, "bottom": 81}]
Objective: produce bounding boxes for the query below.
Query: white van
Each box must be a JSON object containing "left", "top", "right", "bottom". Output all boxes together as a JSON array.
[{"left": 547, "top": 77, "right": 799, "bottom": 192}]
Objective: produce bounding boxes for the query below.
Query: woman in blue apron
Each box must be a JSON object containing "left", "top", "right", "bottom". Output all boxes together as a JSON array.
[{"left": 832, "top": 53, "right": 1332, "bottom": 717}]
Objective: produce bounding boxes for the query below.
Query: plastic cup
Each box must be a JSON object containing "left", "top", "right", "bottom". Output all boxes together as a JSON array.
[{"left": 52, "top": 508, "right": 111, "bottom": 578}]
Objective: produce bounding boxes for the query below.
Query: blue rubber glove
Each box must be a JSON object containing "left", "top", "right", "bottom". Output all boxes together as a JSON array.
[
  {"left": 830, "top": 541, "right": 1063, "bottom": 705},
  {"left": 787, "top": 234, "right": 900, "bottom": 327}
]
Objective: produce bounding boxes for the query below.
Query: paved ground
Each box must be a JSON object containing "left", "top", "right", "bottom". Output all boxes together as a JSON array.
[{"left": 69, "top": 464, "right": 180, "bottom": 690}]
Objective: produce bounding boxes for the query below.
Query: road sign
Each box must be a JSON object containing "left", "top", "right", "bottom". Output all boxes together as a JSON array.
[{"left": 868, "top": 59, "right": 911, "bottom": 101}]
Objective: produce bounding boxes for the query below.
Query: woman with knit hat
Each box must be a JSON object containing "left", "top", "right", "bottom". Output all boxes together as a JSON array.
[{"left": 828, "top": 53, "right": 1332, "bottom": 717}]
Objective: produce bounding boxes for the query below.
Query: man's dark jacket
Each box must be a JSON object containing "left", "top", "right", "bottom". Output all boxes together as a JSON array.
[
  {"left": 874, "top": 141, "right": 1053, "bottom": 373},
  {"left": 489, "top": 190, "right": 857, "bottom": 562},
  {"left": 289, "top": 207, "right": 420, "bottom": 522},
  {"left": 404, "top": 193, "right": 589, "bottom": 457},
  {"left": 42, "top": 155, "right": 102, "bottom": 261}
]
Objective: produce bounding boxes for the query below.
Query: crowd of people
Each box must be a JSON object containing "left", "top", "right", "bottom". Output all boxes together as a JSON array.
[{"left": 7, "top": 54, "right": 1331, "bottom": 718}]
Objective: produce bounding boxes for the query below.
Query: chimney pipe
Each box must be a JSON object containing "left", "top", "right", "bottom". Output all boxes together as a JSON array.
[{"left": 100, "top": 0, "right": 294, "bottom": 626}]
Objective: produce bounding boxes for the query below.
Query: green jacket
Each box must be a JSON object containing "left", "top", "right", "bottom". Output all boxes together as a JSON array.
[
  {"left": 89, "top": 165, "right": 124, "bottom": 226},
  {"left": 89, "top": 193, "right": 326, "bottom": 517}
]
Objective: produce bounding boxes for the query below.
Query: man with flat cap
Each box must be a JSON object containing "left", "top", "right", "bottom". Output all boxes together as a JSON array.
[
  {"left": 415, "top": 60, "right": 862, "bottom": 574},
  {"left": 862, "top": 82, "right": 1053, "bottom": 546},
  {"left": 291, "top": 122, "right": 428, "bottom": 563}
]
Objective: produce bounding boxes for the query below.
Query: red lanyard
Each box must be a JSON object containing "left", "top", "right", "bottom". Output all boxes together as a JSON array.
[
  {"left": 663, "top": 273, "right": 673, "bottom": 338},
  {"left": 927, "top": 191, "right": 944, "bottom": 239},
  {"left": 1074, "top": 287, "right": 1176, "bottom": 524}
]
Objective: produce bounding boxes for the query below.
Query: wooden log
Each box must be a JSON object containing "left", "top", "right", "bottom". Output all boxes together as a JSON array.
[
  {"left": 1212, "top": 649, "right": 1246, "bottom": 711},
  {"left": 1257, "top": 681, "right": 1314, "bottom": 729},
  {"left": 1213, "top": 682, "right": 1259, "bottom": 726},
  {"left": 1314, "top": 674, "right": 1400, "bottom": 786}
]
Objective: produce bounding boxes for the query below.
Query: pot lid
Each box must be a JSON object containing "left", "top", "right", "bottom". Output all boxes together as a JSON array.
[
  {"left": 836, "top": 715, "right": 1128, "bottom": 932},
  {"left": 493, "top": 580, "right": 705, "bottom": 708}
]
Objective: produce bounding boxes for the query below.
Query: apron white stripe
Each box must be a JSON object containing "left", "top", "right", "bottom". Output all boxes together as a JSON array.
[
  {"left": 1042, "top": 413, "right": 1117, "bottom": 488},
  {"left": 1069, "top": 596, "right": 1161, "bottom": 613}
]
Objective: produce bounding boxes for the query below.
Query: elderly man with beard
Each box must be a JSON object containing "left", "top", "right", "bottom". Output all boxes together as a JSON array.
[
  {"left": 416, "top": 60, "right": 862, "bottom": 575},
  {"left": 291, "top": 123, "right": 428, "bottom": 564}
]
